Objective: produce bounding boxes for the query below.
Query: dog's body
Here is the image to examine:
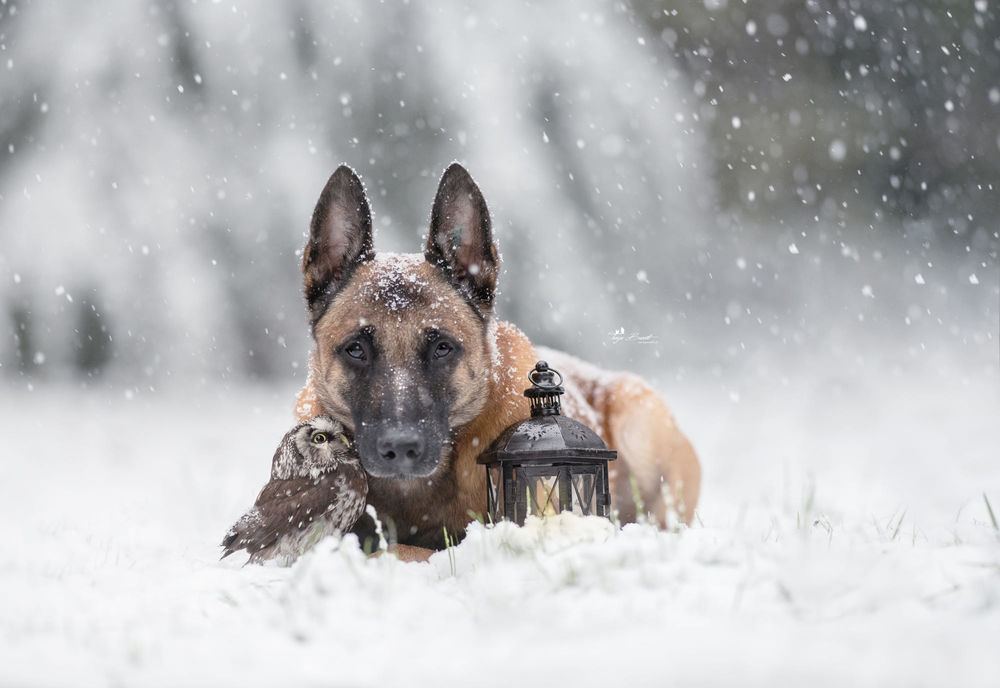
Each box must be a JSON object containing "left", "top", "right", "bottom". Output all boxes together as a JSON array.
[{"left": 294, "top": 164, "right": 700, "bottom": 550}]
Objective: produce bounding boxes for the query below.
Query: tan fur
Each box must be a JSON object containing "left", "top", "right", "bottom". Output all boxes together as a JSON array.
[
  {"left": 295, "top": 164, "right": 700, "bottom": 550},
  {"left": 297, "top": 319, "right": 700, "bottom": 536},
  {"left": 541, "top": 349, "right": 701, "bottom": 526},
  {"left": 306, "top": 256, "right": 494, "bottom": 440},
  {"left": 384, "top": 544, "right": 435, "bottom": 563}
]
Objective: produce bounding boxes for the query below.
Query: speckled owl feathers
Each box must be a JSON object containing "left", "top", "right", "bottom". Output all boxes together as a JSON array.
[{"left": 221, "top": 415, "right": 367, "bottom": 564}]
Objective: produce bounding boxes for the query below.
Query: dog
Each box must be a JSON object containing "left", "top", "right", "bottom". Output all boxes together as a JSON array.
[{"left": 293, "top": 163, "right": 701, "bottom": 553}]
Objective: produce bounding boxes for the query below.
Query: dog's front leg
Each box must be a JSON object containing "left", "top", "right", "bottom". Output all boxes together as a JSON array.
[{"left": 384, "top": 544, "right": 434, "bottom": 563}]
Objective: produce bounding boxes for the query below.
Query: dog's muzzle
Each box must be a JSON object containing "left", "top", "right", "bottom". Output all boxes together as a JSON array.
[{"left": 361, "top": 423, "right": 440, "bottom": 478}]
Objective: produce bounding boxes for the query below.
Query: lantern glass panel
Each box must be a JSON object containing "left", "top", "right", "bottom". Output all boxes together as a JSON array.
[
  {"left": 504, "top": 464, "right": 604, "bottom": 520},
  {"left": 526, "top": 473, "right": 560, "bottom": 517},
  {"left": 571, "top": 471, "right": 596, "bottom": 514},
  {"left": 485, "top": 465, "right": 503, "bottom": 523}
]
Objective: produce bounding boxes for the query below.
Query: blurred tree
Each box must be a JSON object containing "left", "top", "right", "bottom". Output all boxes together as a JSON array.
[
  {"left": 0, "top": 0, "right": 994, "bottom": 384},
  {"left": 73, "top": 291, "right": 113, "bottom": 376},
  {"left": 633, "top": 0, "right": 999, "bottom": 257}
]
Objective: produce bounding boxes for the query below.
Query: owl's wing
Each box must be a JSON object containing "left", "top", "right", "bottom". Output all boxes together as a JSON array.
[
  {"left": 219, "top": 506, "right": 266, "bottom": 559},
  {"left": 219, "top": 470, "right": 367, "bottom": 561}
]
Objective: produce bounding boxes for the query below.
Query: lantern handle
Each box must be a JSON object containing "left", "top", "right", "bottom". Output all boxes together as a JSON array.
[{"left": 527, "top": 360, "right": 563, "bottom": 388}]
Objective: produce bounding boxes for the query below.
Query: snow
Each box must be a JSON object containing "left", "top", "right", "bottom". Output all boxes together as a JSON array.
[
  {"left": 358, "top": 252, "right": 430, "bottom": 312},
  {"left": 828, "top": 139, "right": 847, "bottom": 162},
  {"left": 1, "top": 362, "right": 998, "bottom": 686},
  {"left": 1, "top": 1, "right": 998, "bottom": 684},
  {"left": 0, "top": 0, "right": 712, "bottom": 378}
]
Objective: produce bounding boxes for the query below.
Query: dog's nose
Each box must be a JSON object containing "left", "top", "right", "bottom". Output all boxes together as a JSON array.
[{"left": 376, "top": 427, "right": 426, "bottom": 463}]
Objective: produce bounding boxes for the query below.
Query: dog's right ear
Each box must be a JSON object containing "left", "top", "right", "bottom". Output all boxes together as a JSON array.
[
  {"left": 424, "top": 163, "right": 499, "bottom": 317},
  {"left": 302, "top": 165, "right": 374, "bottom": 323}
]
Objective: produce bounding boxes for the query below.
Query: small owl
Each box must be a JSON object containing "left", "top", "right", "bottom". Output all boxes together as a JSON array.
[{"left": 221, "top": 415, "right": 367, "bottom": 564}]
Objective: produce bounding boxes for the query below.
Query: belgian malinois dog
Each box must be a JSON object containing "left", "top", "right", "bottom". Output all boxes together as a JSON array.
[{"left": 294, "top": 163, "right": 700, "bottom": 553}]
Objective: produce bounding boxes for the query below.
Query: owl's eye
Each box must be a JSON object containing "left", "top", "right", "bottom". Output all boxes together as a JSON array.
[{"left": 312, "top": 433, "right": 329, "bottom": 444}]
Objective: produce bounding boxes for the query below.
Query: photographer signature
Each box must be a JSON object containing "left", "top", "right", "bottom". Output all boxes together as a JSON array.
[{"left": 608, "top": 328, "right": 659, "bottom": 345}]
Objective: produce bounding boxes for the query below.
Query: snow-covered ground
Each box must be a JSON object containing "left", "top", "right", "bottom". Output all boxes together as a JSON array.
[{"left": 1, "top": 359, "right": 998, "bottom": 687}]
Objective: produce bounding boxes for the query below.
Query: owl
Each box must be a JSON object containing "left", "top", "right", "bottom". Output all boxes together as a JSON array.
[{"left": 221, "top": 415, "right": 368, "bottom": 564}]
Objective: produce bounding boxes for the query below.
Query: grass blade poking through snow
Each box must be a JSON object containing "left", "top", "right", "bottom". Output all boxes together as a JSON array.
[
  {"left": 891, "top": 510, "right": 907, "bottom": 541},
  {"left": 984, "top": 493, "right": 998, "bottom": 531},
  {"left": 443, "top": 526, "right": 457, "bottom": 577}
]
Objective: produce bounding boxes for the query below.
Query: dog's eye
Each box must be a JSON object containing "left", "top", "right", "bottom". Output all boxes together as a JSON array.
[
  {"left": 344, "top": 342, "right": 366, "bottom": 361},
  {"left": 312, "top": 433, "right": 328, "bottom": 444},
  {"left": 434, "top": 341, "right": 454, "bottom": 359}
]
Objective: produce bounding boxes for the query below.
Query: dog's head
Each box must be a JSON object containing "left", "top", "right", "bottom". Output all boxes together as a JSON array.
[{"left": 302, "top": 163, "right": 499, "bottom": 480}]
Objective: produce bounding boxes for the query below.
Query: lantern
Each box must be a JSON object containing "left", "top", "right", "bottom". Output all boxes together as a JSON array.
[{"left": 478, "top": 361, "right": 617, "bottom": 525}]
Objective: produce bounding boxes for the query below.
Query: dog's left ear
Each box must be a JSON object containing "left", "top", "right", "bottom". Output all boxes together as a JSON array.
[{"left": 425, "top": 163, "right": 499, "bottom": 316}]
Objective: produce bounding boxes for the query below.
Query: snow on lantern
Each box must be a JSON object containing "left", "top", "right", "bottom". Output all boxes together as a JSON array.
[{"left": 478, "top": 361, "right": 616, "bottom": 525}]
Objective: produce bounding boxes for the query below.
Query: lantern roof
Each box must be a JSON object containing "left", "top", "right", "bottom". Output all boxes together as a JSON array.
[
  {"left": 478, "top": 361, "right": 617, "bottom": 465},
  {"left": 478, "top": 413, "right": 617, "bottom": 464}
]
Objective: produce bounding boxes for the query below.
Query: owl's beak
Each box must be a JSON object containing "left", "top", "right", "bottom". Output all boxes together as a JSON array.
[{"left": 337, "top": 433, "right": 352, "bottom": 449}]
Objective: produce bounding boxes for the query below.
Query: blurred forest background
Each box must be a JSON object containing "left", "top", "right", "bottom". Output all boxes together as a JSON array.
[{"left": 0, "top": 0, "right": 996, "bottom": 390}]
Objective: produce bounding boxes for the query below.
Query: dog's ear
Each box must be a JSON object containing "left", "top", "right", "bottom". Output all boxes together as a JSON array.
[
  {"left": 303, "top": 165, "right": 374, "bottom": 323},
  {"left": 424, "top": 163, "right": 499, "bottom": 316}
]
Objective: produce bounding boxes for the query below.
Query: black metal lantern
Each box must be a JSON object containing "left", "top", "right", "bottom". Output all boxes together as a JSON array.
[{"left": 478, "top": 361, "right": 617, "bottom": 525}]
